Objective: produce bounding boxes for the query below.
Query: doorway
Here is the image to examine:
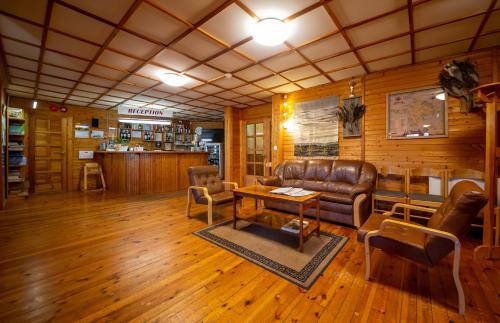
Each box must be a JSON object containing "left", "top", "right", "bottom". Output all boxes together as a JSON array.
[
  {"left": 30, "top": 115, "right": 68, "bottom": 193},
  {"left": 242, "top": 119, "right": 271, "bottom": 186}
]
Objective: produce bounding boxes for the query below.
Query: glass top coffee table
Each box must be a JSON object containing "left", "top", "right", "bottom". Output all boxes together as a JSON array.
[{"left": 232, "top": 185, "right": 321, "bottom": 252}]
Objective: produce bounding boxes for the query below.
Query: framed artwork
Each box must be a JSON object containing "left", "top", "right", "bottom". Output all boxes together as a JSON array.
[
  {"left": 386, "top": 87, "right": 448, "bottom": 140},
  {"left": 293, "top": 96, "right": 339, "bottom": 157}
]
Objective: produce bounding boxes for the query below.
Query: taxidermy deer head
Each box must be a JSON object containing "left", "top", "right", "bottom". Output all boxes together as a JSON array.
[{"left": 438, "top": 58, "right": 479, "bottom": 113}]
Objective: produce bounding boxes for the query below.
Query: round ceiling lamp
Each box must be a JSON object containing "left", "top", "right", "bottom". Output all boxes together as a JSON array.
[
  {"left": 159, "top": 72, "right": 187, "bottom": 87},
  {"left": 252, "top": 18, "right": 290, "bottom": 46}
]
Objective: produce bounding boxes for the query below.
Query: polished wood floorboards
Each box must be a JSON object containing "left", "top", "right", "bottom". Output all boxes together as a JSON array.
[{"left": 0, "top": 192, "right": 498, "bottom": 322}]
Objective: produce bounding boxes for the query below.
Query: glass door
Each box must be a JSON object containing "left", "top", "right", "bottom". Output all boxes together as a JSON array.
[{"left": 244, "top": 120, "right": 270, "bottom": 186}]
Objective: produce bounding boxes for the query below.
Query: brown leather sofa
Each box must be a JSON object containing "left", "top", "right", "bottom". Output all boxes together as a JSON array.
[{"left": 258, "top": 160, "right": 377, "bottom": 227}]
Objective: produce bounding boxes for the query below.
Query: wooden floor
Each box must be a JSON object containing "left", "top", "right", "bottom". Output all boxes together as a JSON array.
[{"left": 0, "top": 192, "right": 498, "bottom": 322}]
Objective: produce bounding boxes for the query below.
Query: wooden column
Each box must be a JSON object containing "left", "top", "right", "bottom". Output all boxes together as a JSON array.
[
  {"left": 473, "top": 82, "right": 500, "bottom": 260},
  {"left": 271, "top": 94, "right": 284, "bottom": 169},
  {"left": 224, "top": 106, "right": 234, "bottom": 181}
]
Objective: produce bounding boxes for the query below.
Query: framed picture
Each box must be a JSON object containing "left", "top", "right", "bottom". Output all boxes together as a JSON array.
[{"left": 386, "top": 86, "right": 448, "bottom": 140}]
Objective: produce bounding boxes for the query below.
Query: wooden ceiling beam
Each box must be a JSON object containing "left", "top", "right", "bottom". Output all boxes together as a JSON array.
[
  {"left": 323, "top": 4, "right": 369, "bottom": 74},
  {"left": 408, "top": 0, "right": 415, "bottom": 64},
  {"left": 468, "top": 0, "right": 497, "bottom": 52},
  {"left": 33, "top": 0, "right": 54, "bottom": 99},
  {"left": 62, "top": 0, "right": 144, "bottom": 103}
]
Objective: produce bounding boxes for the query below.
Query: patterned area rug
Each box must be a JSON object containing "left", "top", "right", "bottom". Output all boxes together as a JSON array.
[{"left": 193, "top": 220, "right": 348, "bottom": 289}]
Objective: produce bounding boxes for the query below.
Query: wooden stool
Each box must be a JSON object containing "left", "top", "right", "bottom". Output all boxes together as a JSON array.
[{"left": 81, "top": 162, "right": 106, "bottom": 192}]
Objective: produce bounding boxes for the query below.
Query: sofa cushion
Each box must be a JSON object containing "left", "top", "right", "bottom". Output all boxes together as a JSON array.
[
  {"left": 321, "top": 192, "right": 354, "bottom": 205},
  {"left": 331, "top": 160, "right": 363, "bottom": 185},
  {"left": 304, "top": 160, "right": 333, "bottom": 181},
  {"left": 282, "top": 160, "right": 307, "bottom": 187},
  {"left": 325, "top": 181, "right": 354, "bottom": 195},
  {"left": 198, "top": 191, "right": 233, "bottom": 205}
]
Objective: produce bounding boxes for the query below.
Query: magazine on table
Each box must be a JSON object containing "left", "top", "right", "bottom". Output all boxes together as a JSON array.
[
  {"left": 281, "top": 219, "right": 309, "bottom": 234},
  {"left": 269, "top": 187, "right": 316, "bottom": 197}
]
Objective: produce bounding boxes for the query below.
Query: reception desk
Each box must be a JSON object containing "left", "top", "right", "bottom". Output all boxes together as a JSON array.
[{"left": 94, "top": 151, "right": 209, "bottom": 194}]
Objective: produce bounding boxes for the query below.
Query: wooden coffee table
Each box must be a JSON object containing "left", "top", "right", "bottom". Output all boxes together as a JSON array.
[{"left": 232, "top": 185, "right": 321, "bottom": 252}]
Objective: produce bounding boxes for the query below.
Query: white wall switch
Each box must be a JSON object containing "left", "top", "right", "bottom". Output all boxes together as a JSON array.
[{"left": 273, "top": 145, "right": 278, "bottom": 151}]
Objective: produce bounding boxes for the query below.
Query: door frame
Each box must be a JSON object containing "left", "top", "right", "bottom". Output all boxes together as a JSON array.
[
  {"left": 28, "top": 113, "right": 71, "bottom": 193},
  {"left": 240, "top": 117, "right": 271, "bottom": 186}
]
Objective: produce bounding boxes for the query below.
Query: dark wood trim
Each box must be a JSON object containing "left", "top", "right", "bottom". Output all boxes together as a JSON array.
[
  {"left": 408, "top": 0, "right": 415, "bottom": 64},
  {"left": 468, "top": 0, "right": 497, "bottom": 52},
  {"left": 33, "top": 0, "right": 54, "bottom": 99}
]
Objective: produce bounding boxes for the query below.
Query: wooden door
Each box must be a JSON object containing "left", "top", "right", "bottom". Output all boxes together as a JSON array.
[
  {"left": 243, "top": 119, "right": 271, "bottom": 186},
  {"left": 31, "top": 115, "right": 67, "bottom": 193}
]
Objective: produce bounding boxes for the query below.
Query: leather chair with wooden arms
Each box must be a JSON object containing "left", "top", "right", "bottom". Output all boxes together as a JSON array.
[
  {"left": 358, "top": 181, "right": 488, "bottom": 315},
  {"left": 186, "top": 166, "right": 238, "bottom": 225}
]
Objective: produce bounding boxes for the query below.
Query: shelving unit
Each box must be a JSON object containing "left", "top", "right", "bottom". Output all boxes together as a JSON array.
[
  {"left": 117, "top": 120, "right": 192, "bottom": 150},
  {"left": 6, "top": 107, "right": 29, "bottom": 197}
]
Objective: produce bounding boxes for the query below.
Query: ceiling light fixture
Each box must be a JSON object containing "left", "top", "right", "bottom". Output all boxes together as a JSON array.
[
  {"left": 119, "top": 118, "right": 172, "bottom": 125},
  {"left": 32, "top": 100, "right": 38, "bottom": 109},
  {"left": 159, "top": 72, "right": 187, "bottom": 87},
  {"left": 252, "top": 18, "right": 290, "bottom": 46}
]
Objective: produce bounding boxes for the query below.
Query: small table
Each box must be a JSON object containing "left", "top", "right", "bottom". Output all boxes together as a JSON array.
[{"left": 232, "top": 185, "right": 321, "bottom": 252}]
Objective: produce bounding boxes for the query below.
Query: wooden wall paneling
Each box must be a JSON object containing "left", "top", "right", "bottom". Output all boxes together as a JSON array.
[
  {"left": 224, "top": 107, "right": 233, "bottom": 181},
  {"left": 271, "top": 94, "right": 283, "bottom": 169},
  {"left": 10, "top": 97, "right": 119, "bottom": 191},
  {"left": 232, "top": 110, "right": 241, "bottom": 183}
]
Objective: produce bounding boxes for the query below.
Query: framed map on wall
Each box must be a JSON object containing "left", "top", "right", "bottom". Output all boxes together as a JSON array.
[
  {"left": 386, "top": 87, "right": 448, "bottom": 140},
  {"left": 293, "top": 96, "right": 339, "bottom": 157}
]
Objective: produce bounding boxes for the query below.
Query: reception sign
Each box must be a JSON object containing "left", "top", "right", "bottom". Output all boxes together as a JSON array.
[{"left": 118, "top": 106, "right": 173, "bottom": 118}]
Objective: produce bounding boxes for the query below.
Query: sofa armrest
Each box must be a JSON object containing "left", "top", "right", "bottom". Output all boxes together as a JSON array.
[
  {"left": 350, "top": 183, "right": 372, "bottom": 198},
  {"left": 257, "top": 176, "right": 281, "bottom": 186}
]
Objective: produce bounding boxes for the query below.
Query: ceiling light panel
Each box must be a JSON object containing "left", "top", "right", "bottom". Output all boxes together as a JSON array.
[
  {"left": 287, "top": 7, "right": 338, "bottom": 47},
  {"left": 51, "top": 3, "right": 113, "bottom": 44},
  {"left": 0, "top": 15, "right": 43, "bottom": 45},
  {"left": 261, "top": 51, "right": 307, "bottom": 72},
  {"left": 108, "top": 30, "right": 161, "bottom": 59},
  {"left": 328, "top": 0, "right": 406, "bottom": 26},
  {"left": 346, "top": 11, "right": 409, "bottom": 47},
  {"left": 295, "top": 75, "right": 330, "bottom": 88},
  {"left": 6, "top": 55, "right": 38, "bottom": 71},
  {"left": 152, "top": 48, "right": 197, "bottom": 71},
  {"left": 171, "top": 30, "right": 225, "bottom": 61},
  {"left": 2, "top": 38, "right": 40, "bottom": 60},
  {"left": 44, "top": 50, "right": 89, "bottom": 71},
  {"left": 148, "top": 0, "right": 227, "bottom": 24},
  {"left": 358, "top": 35, "right": 411, "bottom": 62},
  {"left": 299, "top": 34, "right": 351, "bottom": 61},
  {"left": 414, "top": 15, "right": 482, "bottom": 49},
  {"left": 200, "top": 3, "right": 255, "bottom": 46},
  {"left": 46, "top": 31, "right": 99, "bottom": 59},
  {"left": 0, "top": 0, "right": 48, "bottom": 24},
  {"left": 413, "top": 0, "right": 492, "bottom": 29},
  {"left": 61, "top": 0, "right": 136, "bottom": 24},
  {"left": 240, "top": 0, "right": 318, "bottom": 20},
  {"left": 207, "top": 51, "right": 253, "bottom": 72},
  {"left": 124, "top": 3, "right": 188, "bottom": 44},
  {"left": 97, "top": 50, "right": 141, "bottom": 71}
]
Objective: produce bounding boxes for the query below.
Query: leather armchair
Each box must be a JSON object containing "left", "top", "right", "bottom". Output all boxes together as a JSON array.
[
  {"left": 186, "top": 166, "right": 238, "bottom": 225},
  {"left": 358, "top": 181, "right": 488, "bottom": 315}
]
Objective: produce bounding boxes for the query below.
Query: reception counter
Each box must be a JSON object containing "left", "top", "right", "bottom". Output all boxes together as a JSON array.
[{"left": 94, "top": 151, "right": 209, "bottom": 194}]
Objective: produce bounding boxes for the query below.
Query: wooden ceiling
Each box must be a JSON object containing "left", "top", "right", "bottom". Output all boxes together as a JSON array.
[{"left": 0, "top": 0, "right": 499, "bottom": 121}]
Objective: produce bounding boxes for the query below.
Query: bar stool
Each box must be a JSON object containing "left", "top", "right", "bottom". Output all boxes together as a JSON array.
[
  {"left": 81, "top": 162, "right": 106, "bottom": 192},
  {"left": 372, "top": 166, "right": 408, "bottom": 217}
]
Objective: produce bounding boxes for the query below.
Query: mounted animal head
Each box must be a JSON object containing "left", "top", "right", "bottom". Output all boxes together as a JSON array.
[{"left": 438, "top": 58, "right": 479, "bottom": 113}]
